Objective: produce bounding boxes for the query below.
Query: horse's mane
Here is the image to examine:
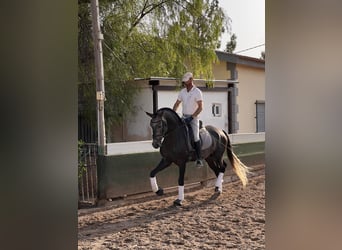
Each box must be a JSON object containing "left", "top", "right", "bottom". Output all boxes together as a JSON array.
[{"left": 156, "top": 107, "right": 183, "bottom": 124}]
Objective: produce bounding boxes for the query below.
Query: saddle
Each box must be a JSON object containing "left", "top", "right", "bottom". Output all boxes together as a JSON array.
[{"left": 183, "top": 120, "right": 212, "bottom": 152}]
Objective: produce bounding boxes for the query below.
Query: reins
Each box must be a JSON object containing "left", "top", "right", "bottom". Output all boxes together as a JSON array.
[{"left": 163, "top": 122, "right": 187, "bottom": 138}]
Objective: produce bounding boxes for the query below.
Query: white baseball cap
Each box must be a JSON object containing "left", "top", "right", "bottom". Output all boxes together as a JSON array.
[{"left": 182, "top": 72, "right": 193, "bottom": 82}]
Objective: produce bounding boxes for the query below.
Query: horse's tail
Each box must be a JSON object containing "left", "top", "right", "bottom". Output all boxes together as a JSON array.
[{"left": 223, "top": 130, "right": 249, "bottom": 187}]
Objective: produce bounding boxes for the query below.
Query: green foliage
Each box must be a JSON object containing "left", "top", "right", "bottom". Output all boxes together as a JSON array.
[
  {"left": 225, "top": 33, "right": 237, "bottom": 53},
  {"left": 79, "top": 0, "right": 229, "bottom": 134},
  {"left": 78, "top": 140, "right": 86, "bottom": 179},
  {"left": 205, "top": 80, "right": 214, "bottom": 88}
]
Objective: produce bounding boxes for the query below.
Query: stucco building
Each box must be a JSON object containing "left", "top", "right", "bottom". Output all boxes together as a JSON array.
[{"left": 108, "top": 51, "right": 265, "bottom": 143}]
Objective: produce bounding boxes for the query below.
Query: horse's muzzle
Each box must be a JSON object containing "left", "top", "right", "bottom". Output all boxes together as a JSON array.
[{"left": 152, "top": 140, "right": 161, "bottom": 149}]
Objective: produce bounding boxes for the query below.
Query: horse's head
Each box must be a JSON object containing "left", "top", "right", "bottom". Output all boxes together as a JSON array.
[{"left": 146, "top": 111, "right": 168, "bottom": 149}]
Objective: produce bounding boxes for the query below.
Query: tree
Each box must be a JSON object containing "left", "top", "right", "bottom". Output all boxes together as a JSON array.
[
  {"left": 225, "top": 33, "right": 237, "bottom": 53},
  {"left": 78, "top": 0, "right": 229, "bottom": 139}
]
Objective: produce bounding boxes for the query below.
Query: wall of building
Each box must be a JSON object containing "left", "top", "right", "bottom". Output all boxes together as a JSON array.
[
  {"left": 108, "top": 82, "right": 154, "bottom": 142},
  {"left": 212, "top": 60, "right": 231, "bottom": 80},
  {"left": 236, "top": 65, "right": 265, "bottom": 133},
  {"left": 117, "top": 78, "right": 233, "bottom": 142},
  {"left": 157, "top": 90, "right": 178, "bottom": 109},
  {"left": 201, "top": 91, "right": 228, "bottom": 131},
  {"left": 126, "top": 85, "right": 154, "bottom": 141},
  {"left": 157, "top": 89, "right": 229, "bottom": 132}
]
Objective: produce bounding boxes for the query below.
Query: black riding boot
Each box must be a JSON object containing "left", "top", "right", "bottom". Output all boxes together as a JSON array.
[{"left": 194, "top": 141, "right": 204, "bottom": 167}]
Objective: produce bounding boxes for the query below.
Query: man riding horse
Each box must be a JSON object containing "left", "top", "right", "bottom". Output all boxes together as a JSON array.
[{"left": 172, "top": 72, "right": 204, "bottom": 168}]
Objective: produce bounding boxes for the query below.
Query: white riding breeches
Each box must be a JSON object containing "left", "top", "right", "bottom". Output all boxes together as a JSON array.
[{"left": 183, "top": 115, "right": 200, "bottom": 142}]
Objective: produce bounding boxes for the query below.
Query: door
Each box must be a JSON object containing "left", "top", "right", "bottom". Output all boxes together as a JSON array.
[{"left": 255, "top": 101, "right": 265, "bottom": 132}]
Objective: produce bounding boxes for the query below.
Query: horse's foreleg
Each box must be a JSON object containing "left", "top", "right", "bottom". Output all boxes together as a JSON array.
[
  {"left": 150, "top": 158, "right": 172, "bottom": 196},
  {"left": 174, "top": 163, "right": 186, "bottom": 206}
]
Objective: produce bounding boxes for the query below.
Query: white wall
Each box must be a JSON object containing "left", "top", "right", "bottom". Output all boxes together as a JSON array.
[
  {"left": 158, "top": 90, "right": 228, "bottom": 132},
  {"left": 202, "top": 91, "right": 228, "bottom": 131},
  {"left": 106, "top": 133, "right": 265, "bottom": 155},
  {"left": 157, "top": 90, "right": 178, "bottom": 110},
  {"left": 126, "top": 86, "right": 154, "bottom": 140}
]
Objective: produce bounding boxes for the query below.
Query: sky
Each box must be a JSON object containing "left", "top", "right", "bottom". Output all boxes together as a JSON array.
[{"left": 218, "top": 0, "right": 265, "bottom": 59}]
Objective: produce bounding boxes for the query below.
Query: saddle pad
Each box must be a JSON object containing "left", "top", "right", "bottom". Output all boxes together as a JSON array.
[{"left": 199, "top": 128, "right": 212, "bottom": 150}]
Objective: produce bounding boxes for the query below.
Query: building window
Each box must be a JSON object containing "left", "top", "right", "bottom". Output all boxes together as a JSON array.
[{"left": 212, "top": 103, "right": 222, "bottom": 117}]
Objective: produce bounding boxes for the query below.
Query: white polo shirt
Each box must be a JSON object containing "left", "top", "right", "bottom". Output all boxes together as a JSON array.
[{"left": 177, "top": 86, "right": 203, "bottom": 116}]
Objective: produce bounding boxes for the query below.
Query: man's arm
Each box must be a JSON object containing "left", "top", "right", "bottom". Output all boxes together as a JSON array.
[
  {"left": 192, "top": 100, "right": 203, "bottom": 118},
  {"left": 173, "top": 99, "right": 181, "bottom": 111}
]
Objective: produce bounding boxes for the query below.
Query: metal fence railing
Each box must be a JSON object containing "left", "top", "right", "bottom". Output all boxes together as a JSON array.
[{"left": 78, "top": 143, "right": 98, "bottom": 205}]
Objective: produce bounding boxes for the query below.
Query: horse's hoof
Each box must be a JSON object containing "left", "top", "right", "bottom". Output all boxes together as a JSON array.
[
  {"left": 214, "top": 187, "right": 222, "bottom": 193},
  {"left": 156, "top": 188, "right": 164, "bottom": 196},
  {"left": 173, "top": 199, "right": 182, "bottom": 206}
]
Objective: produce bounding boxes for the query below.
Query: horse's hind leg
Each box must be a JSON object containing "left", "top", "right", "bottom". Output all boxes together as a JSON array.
[
  {"left": 206, "top": 157, "right": 223, "bottom": 193},
  {"left": 206, "top": 157, "right": 219, "bottom": 176},
  {"left": 150, "top": 158, "right": 172, "bottom": 196},
  {"left": 214, "top": 160, "right": 227, "bottom": 193}
]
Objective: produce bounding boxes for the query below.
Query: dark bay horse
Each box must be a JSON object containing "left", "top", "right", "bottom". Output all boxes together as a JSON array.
[{"left": 146, "top": 107, "right": 249, "bottom": 206}]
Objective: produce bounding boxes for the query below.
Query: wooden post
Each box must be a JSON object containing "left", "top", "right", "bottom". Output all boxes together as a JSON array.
[{"left": 90, "top": 0, "right": 106, "bottom": 155}]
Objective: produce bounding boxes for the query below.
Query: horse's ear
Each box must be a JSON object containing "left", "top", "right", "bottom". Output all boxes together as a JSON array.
[{"left": 145, "top": 111, "right": 154, "bottom": 118}]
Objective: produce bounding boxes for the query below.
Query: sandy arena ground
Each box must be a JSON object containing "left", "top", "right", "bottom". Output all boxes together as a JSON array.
[{"left": 78, "top": 171, "right": 265, "bottom": 250}]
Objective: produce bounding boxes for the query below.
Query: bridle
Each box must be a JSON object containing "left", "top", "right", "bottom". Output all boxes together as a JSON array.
[
  {"left": 150, "top": 116, "right": 168, "bottom": 141},
  {"left": 149, "top": 112, "right": 193, "bottom": 148}
]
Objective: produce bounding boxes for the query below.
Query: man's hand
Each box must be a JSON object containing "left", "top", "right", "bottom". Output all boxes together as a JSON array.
[{"left": 184, "top": 116, "right": 193, "bottom": 124}]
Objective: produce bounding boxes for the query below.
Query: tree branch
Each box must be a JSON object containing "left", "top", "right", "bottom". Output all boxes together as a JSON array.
[{"left": 128, "top": 0, "right": 172, "bottom": 34}]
